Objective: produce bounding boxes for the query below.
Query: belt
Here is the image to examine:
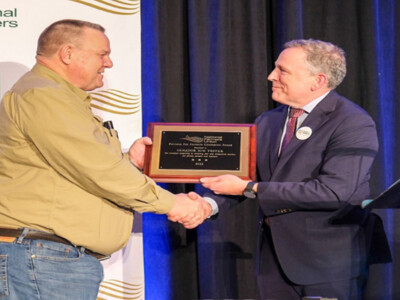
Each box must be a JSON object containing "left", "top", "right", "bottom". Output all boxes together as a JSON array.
[{"left": 0, "top": 228, "right": 109, "bottom": 261}]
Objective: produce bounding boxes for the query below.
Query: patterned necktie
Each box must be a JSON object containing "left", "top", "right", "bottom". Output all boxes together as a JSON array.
[{"left": 281, "top": 108, "right": 304, "bottom": 153}]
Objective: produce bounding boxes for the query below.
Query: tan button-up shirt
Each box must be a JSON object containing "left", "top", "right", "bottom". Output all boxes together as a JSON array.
[{"left": 0, "top": 64, "right": 176, "bottom": 255}]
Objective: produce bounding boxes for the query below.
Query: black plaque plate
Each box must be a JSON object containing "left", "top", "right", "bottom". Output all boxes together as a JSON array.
[{"left": 144, "top": 123, "right": 256, "bottom": 183}]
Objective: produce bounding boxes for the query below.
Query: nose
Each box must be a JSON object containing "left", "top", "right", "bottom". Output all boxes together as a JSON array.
[
  {"left": 267, "top": 68, "right": 277, "bottom": 81},
  {"left": 104, "top": 56, "right": 113, "bottom": 68}
]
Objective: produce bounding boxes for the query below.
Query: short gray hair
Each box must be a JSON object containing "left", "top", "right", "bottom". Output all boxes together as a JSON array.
[
  {"left": 284, "top": 39, "right": 346, "bottom": 89},
  {"left": 37, "top": 19, "right": 105, "bottom": 57}
]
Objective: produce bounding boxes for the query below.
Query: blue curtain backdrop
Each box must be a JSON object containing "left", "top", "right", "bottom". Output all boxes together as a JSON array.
[{"left": 141, "top": 0, "right": 400, "bottom": 299}]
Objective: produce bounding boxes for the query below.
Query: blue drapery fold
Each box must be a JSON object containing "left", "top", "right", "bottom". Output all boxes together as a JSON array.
[{"left": 141, "top": 2, "right": 172, "bottom": 299}]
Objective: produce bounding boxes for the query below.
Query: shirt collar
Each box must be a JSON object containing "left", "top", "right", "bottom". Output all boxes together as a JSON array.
[{"left": 301, "top": 91, "right": 331, "bottom": 114}]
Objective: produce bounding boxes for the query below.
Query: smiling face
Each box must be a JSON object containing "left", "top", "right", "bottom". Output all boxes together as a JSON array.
[
  {"left": 268, "top": 47, "right": 320, "bottom": 107},
  {"left": 68, "top": 27, "right": 113, "bottom": 91}
]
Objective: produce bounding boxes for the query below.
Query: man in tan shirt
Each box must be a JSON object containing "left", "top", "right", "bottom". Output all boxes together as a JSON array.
[{"left": 0, "top": 19, "right": 210, "bottom": 300}]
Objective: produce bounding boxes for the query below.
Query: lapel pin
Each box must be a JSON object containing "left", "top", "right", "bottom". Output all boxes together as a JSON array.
[{"left": 296, "top": 126, "right": 312, "bottom": 140}]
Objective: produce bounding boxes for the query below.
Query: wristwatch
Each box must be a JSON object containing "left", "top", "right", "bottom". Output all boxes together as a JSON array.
[{"left": 243, "top": 181, "right": 257, "bottom": 199}]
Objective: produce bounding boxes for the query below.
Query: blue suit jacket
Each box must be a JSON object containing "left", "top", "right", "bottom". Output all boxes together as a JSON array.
[{"left": 212, "top": 91, "right": 386, "bottom": 285}]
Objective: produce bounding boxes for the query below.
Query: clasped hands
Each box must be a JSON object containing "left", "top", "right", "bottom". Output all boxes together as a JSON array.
[
  {"left": 168, "top": 174, "right": 251, "bottom": 229},
  {"left": 167, "top": 192, "right": 212, "bottom": 229}
]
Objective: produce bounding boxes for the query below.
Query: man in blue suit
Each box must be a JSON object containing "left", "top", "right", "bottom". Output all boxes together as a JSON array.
[{"left": 201, "top": 39, "right": 388, "bottom": 299}]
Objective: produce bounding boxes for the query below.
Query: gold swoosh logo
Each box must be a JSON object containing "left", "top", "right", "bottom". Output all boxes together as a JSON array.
[
  {"left": 181, "top": 135, "right": 204, "bottom": 143},
  {"left": 69, "top": 0, "right": 140, "bottom": 15},
  {"left": 97, "top": 279, "right": 144, "bottom": 300},
  {"left": 90, "top": 89, "right": 141, "bottom": 115}
]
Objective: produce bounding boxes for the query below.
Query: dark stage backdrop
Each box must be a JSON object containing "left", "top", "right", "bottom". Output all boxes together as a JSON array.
[{"left": 141, "top": 1, "right": 400, "bottom": 299}]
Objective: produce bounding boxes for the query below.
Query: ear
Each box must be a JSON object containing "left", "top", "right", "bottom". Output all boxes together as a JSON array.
[
  {"left": 59, "top": 44, "right": 74, "bottom": 64},
  {"left": 310, "top": 73, "right": 328, "bottom": 91}
]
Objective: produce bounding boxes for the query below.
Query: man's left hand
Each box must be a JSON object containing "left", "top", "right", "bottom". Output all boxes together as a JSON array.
[
  {"left": 128, "top": 137, "right": 152, "bottom": 170},
  {"left": 200, "top": 174, "right": 249, "bottom": 195}
]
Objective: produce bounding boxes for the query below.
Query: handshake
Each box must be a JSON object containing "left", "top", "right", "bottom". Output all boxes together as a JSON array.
[{"left": 167, "top": 192, "right": 212, "bottom": 229}]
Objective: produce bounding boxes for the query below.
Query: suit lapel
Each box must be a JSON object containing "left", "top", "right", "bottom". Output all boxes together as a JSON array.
[
  {"left": 257, "top": 105, "right": 287, "bottom": 180},
  {"left": 272, "top": 91, "right": 339, "bottom": 177},
  {"left": 268, "top": 106, "right": 288, "bottom": 174}
]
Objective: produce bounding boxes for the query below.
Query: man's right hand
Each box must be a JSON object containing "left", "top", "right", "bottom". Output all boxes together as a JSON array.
[{"left": 167, "top": 193, "right": 211, "bottom": 229}]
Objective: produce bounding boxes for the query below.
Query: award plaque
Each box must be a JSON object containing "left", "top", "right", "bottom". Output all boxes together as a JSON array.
[{"left": 144, "top": 122, "right": 256, "bottom": 183}]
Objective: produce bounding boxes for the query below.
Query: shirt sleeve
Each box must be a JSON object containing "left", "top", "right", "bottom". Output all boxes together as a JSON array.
[
  {"left": 203, "top": 196, "right": 219, "bottom": 216},
  {"left": 12, "top": 86, "right": 176, "bottom": 214}
]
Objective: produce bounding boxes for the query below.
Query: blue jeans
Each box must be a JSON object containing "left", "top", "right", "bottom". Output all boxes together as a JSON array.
[{"left": 0, "top": 235, "right": 103, "bottom": 300}]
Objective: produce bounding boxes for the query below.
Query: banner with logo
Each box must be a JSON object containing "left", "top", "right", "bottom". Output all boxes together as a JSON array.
[{"left": 0, "top": 1, "right": 144, "bottom": 299}]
